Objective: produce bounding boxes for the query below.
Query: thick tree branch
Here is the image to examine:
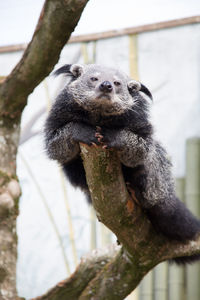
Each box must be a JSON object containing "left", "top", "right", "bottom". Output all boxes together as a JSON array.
[
  {"left": 0, "top": 0, "right": 89, "bottom": 125},
  {"left": 0, "top": 1, "right": 89, "bottom": 298},
  {"left": 79, "top": 144, "right": 200, "bottom": 298},
  {"left": 32, "top": 246, "right": 119, "bottom": 300},
  {"left": 34, "top": 144, "right": 200, "bottom": 300}
]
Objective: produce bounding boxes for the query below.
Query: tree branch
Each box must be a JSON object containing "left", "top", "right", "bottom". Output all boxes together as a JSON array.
[
  {"left": 33, "top": 144, "right": 200, "bottom": 300},
  {"left": 0, "top": 1, "right": 89, "bottom": 298},
  {"left": 32, "top": 246, "right": 119, "bottom": 300},
  {"left": 78, "top": 144, "right": 200, "bottom": 298},
  {"left": 0, "top": 0, "right": 89, "bottom": 124}
]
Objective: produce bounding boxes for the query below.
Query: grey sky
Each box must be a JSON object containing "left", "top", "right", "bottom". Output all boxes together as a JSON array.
[{"left": 0, "top": 0, "right": 200, "bottom": 46}]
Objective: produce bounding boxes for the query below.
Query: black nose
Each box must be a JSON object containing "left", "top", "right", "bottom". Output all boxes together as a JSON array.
[{"left": 99, "top": 81, "right": 113, "bottom": 93}]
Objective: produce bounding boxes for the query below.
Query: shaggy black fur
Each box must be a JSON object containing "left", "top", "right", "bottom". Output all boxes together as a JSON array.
[{"left": 44, "top": 64, "right": 200, "bottom": 264}]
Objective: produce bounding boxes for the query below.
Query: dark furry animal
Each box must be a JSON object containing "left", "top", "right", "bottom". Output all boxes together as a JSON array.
[{"left": 44, "top": 64, "right": 200, "bottom": 264}]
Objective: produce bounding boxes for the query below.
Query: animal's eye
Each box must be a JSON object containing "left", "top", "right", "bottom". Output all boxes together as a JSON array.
[
  {"left": 90, "top": 77, "right": 98, "bottom": 81},
  {"left": 114, "top": 81, "right": 121, "bottom": 86}
]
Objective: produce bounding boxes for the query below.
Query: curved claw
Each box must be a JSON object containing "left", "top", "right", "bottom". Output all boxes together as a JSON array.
[
  {"left": 96, "top": 126, "right": 102, "bottom": 132},
  {"left": 91, "top": 142, "right": 99, "bottom": 148},
  {"left": 95, "top": 132, "right": 104, "bottom": 143}
]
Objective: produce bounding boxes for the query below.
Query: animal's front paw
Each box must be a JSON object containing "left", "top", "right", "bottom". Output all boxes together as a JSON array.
[
  {"left": 94, "top": 126, "right": 108, "bottom": 149},
  {"left": 72, "top": 123, "right": 99, "bottom": 146},
  {"left": 99, "top": 128, "right": 124, "bottom": 150}
]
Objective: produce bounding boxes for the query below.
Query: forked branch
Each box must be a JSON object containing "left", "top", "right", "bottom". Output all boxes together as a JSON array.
[{"left": 34, "top": 144, "right": 200, "bottom": 300}]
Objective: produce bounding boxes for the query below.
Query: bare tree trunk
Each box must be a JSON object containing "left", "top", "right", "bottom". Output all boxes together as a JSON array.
[
  {"left": 0, "top": 0, "right": 89, "bottom": 298},
  {"left": 0, "top": 125, "right": 21, "bottom": 299}
]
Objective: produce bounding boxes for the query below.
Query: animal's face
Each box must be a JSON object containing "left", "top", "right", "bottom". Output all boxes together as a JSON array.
[{"left": 54, "top": 64, "right": 152, "bottom": 115}]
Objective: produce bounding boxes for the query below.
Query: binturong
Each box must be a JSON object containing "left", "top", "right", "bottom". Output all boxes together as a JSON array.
[{"left": 44, "top": 64, "right": 200, "bottom": 264}]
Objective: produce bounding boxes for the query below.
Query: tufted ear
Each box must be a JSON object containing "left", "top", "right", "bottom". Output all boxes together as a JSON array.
[
  {"left": 53, "top": 64, "right": 72, "bottom": 76},
  {"left": 70, "top": 64, "right": 84, "bottom": 77},
  {"left": 140, "top": 83, "right": 153, "bottom": 101},
  {"left": 127, "top": 80, "right": 141, "bottom": 91},
  {"left": 53, "top": 64, "right": 84, "bottom": 78},
  {"left": 128, "top": 80, "right": 153, "bottom": 101}
]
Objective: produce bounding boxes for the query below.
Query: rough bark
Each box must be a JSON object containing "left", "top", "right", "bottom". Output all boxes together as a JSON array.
[
  {"left": 0, "top": 123, "right": 22, "bottom": 300},
  {"left": 79, "top": 145, "right": 200, "bottom": 299},
  {"left": 34, "top": 144, "right": 200, "bottom": 300},
  {"left": 32, "top": 246, "right": 119, "bottom": 300},
  {"left": 0, "top": 0, "right": 89, "bottom": 298}
]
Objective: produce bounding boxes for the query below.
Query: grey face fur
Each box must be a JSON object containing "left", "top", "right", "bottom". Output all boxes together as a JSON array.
[{"left": 67, "top": 64, "right": 140, "bottom": 115}]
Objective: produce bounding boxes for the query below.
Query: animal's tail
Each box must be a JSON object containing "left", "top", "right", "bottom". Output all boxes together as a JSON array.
[{"left": 146, "top": 196, "right": 200, "bottom": 264}]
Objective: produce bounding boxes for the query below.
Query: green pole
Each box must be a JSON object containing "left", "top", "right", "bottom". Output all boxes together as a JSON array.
[
  {"left": 100, "top": 223, "right": 112, "bottom": 246},
  {"left": 185, "top": 138, "right": 200, "bottom": 300},
  {"left": 153, "top": 262, "right": 168, "bottom": 300},
  {"left": 168, "top": 178, "right": 185, "bottom": 300},
  {"left": 90, "top": 206, "right": 97, "bottom": 250},
  {"left": 139, "top": 271, "right": 153, "bottom": 300}
]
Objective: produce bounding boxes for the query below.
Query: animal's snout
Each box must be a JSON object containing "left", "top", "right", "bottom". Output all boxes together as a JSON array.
[{"left": 99, "top": 81, "right": 113, "bottom": 93}]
